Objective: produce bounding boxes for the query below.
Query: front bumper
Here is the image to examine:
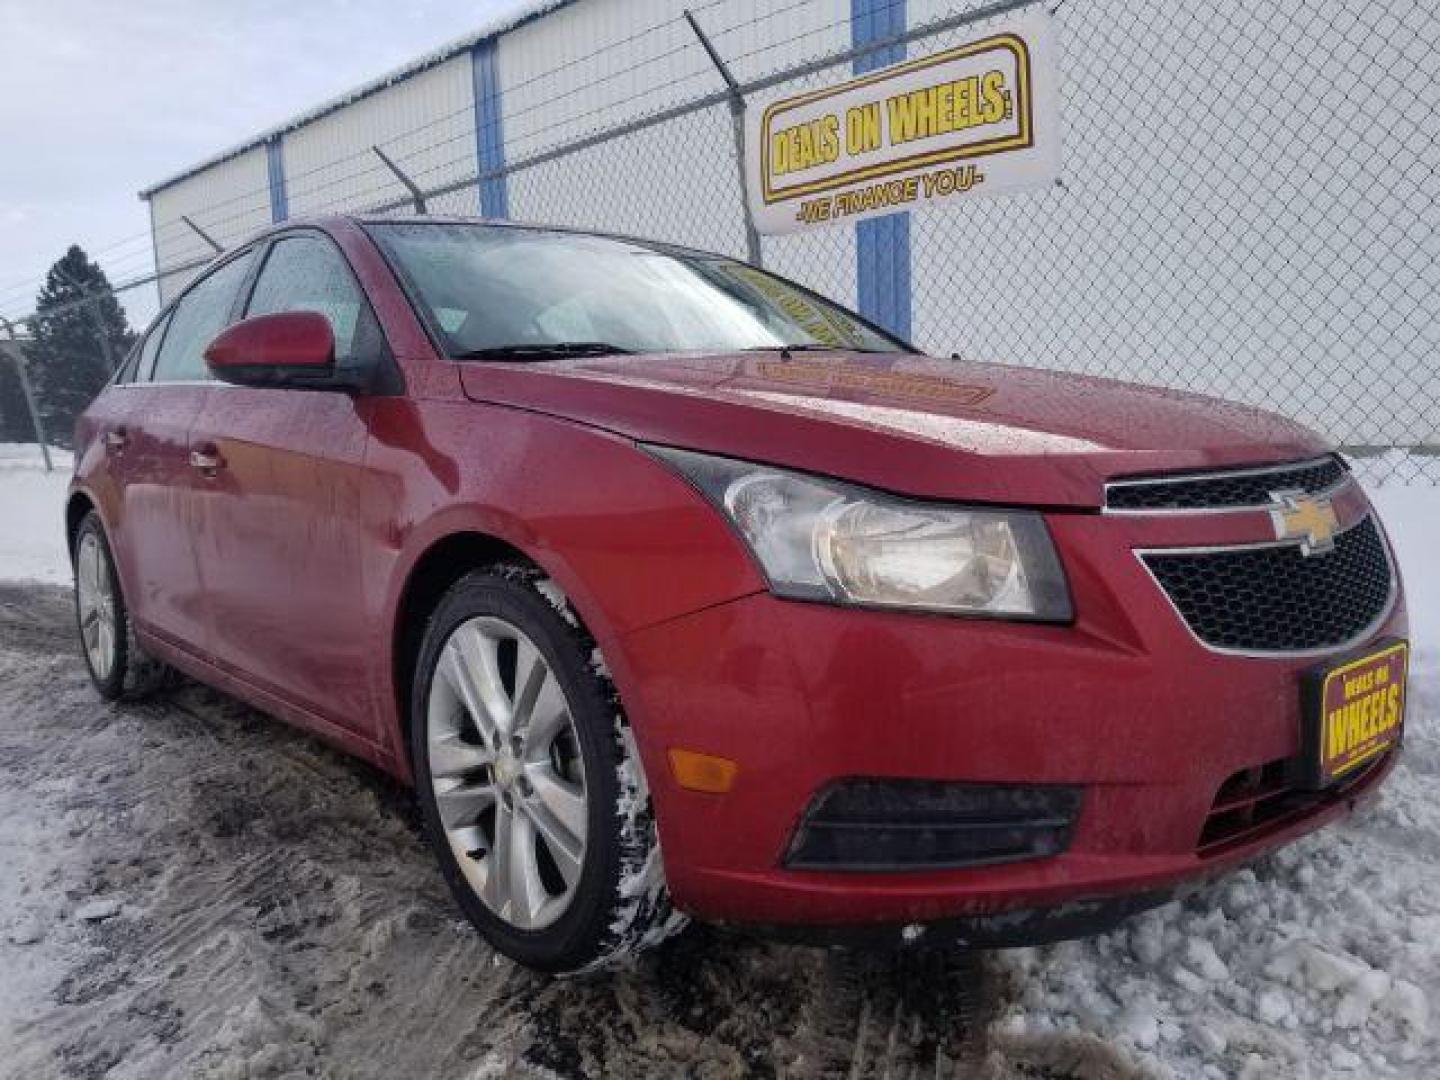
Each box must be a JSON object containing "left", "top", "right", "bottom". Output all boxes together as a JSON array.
[{"left": 613, "top": 498, "right": 1407, "bottom": 937}]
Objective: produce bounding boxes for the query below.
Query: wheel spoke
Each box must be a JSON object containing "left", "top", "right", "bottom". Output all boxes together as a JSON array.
[
  {"left": 429, "top": 732, "right": 491, "bottom": 780},
  {"left": 435, "top": 778, "right": 497, "bottom": 829},
  {"left": 94, "top": 620, "right": 112, "bottom": 679},
  {"left": 442, "top": 623, "right": 514, "bottom": 742},
  {"left": 78, "top": 549, "right": 93, "bottom": 597},
  {"left": 483, "top": 800, "right": 515, "bottom": 916},
  {"left": 527, "top": 766, "right": 588, "bottom": 845},
  {"left": 522, "top": 788, "right": 585, "bottom": 888},
  {"left": 87, "top": 542, "right": 104, "bottom": 601},
  {"left": 505, "top": 806, "right": 546, "bottom": 928},
  {"left": 521, "top": 676, "right": 570, "bottom": 758},
  {"left": 509, "top": 636, "right": 548, "bottom": 729}
]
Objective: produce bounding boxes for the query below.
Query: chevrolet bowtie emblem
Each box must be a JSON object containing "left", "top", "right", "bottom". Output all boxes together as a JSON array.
[{"left": 1270, "top": 490, "right": 1340, "bottom": 556}]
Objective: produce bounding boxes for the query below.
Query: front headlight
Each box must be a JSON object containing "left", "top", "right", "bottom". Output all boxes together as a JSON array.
[{"left": 650, "top": 447, "right": 1073, "bottom": 621}]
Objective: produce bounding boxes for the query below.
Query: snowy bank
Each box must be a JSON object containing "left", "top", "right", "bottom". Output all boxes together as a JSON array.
[{"left": 0, "top": 444, "right": 72, "bottom": 585}]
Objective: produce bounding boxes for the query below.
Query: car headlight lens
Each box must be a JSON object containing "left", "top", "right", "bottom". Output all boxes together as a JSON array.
[{"left": 651, "top": 447, "right": 1072, "bottom": 620}]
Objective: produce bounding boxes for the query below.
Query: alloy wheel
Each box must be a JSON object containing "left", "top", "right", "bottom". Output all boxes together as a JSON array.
[
  {"left": 426, "top": 616, "right": 589, "bottom": 930},
  {"left": 76, "top": 530, "right": 117, "bottom": 684}
]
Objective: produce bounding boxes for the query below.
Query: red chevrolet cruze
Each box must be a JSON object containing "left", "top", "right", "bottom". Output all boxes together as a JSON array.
[{"left": 68, "top": 215, "right": 1408, "bottom": 972}]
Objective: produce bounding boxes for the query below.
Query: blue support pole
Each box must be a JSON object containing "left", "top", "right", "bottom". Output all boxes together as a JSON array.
[
  {"left": 472, "top": 38, "right": 509, "bottom": 218},
  {"left": 265, "top": 136, "right": 288, "bottom": 223},
  {"left": 851, "top": 0, "right": 912, "bottom": 341}
]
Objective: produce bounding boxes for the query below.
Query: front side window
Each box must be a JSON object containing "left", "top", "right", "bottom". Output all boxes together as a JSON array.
[
  {"left": 367, "top": 222, "right": 903, "bottom": 359},
  {"left": 246, "top": 235, "right": 377, "bottom": 369},
  {"left": 150, "top": 251, "right": 256, "bottom": 382}
]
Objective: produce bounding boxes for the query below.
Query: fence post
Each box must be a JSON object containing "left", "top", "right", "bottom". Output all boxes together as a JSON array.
[
  {"left": 371, "top": 146, "right": 428, "bottom": 214},
  {"left": 1, "top": 317, "right": 52, "bottom": 473},
  {"left": 852, "top": 0, "right": 912, "bottom": 342},
  {"left": 180, "top": 215, "right": 225, "bottom": 255},
  {"left": 684, "top": 10, "right": 764, "bottom": 267}
]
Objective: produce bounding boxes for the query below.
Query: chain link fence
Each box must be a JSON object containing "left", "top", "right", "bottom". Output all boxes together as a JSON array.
[{"left": 3, "top": 0, "right": 1435, "bottom": 483}]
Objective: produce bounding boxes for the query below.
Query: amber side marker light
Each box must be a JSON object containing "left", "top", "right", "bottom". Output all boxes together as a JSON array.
[{"left": 668, "top": 748, "right": 738, "bottom": 793}]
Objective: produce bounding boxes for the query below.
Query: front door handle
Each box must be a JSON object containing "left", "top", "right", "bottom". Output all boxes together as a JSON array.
[
  {"left": 104, "top": 428, "right": 128, "bottom": 453},
  {"left": 189, "top": 445, "right": 224, "bottom": 474}
]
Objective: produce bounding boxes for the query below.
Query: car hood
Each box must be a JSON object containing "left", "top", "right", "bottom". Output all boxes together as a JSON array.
[{"left": 456, "top": 351, "right": 1330, "bottom": 508}]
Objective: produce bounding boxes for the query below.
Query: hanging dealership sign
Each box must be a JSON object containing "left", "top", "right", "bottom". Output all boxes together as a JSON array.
[{"left": 745, "top": 11, "right": 1059, "bottom": 235}]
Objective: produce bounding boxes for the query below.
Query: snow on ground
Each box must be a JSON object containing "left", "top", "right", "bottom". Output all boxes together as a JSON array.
[
  {"left": 0, "top": 445, "right": 1436, "bottom": 1078},
  {"left": 1356, "top": 452, "right": 1440, "bottom": 649},
  {"left": 985, "top": 658, "right": 1439, "bottom": 1077},
  {"left": 0, "top": 444, "right": 73, "bottom": 586}
]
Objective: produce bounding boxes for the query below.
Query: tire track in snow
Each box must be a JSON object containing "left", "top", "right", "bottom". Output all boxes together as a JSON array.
[{"left": 0, "top": 582, "right": 1008, "bottom": 1078}]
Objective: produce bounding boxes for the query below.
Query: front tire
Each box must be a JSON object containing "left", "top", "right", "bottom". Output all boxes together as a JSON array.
[
  {"left": 72, "top": 511, "right": 171, "bottom": 701},
  {"left": 411, "top": 566, "right": 682, "bottom": 973}
]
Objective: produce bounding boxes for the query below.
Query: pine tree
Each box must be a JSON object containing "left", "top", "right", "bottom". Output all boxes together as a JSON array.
[
  {"left": 0, "top": 340, "right": 38, "bottom": 443},
  {"left": 23, "top": 246, "right": 134, "bottom": 448}
]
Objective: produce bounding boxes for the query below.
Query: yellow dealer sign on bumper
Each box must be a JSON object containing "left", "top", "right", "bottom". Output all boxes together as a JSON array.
[{"left": 746, "top": 11, "right": 1059, "bottom": 235}]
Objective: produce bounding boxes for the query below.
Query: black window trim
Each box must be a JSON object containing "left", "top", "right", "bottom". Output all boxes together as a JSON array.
[
  {"left": 130, "top": 243, "right": 263, "bottom": 386},
  {"left": 118, "top": 226, "right": 400, "bottom": 393},
  {"left": 237, "top": 226, "right": 402, "bottom": 395},
  {"left": 132, "top": 308, "right": 174, "bottom": 384}
]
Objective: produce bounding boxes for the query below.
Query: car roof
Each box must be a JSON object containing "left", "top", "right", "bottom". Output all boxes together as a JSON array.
[{"left": 276, "top": 212, "right": 727, "bottom": 264}]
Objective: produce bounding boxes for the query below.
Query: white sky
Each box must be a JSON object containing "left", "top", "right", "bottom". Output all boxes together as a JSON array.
[{"left": 0, "top": 0, "right": 537, "bottom": 329}]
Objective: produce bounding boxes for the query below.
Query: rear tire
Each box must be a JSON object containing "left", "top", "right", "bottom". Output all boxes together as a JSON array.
[
  {"left": 72, "top": 511, "right": 173, "bottom": 701},
  {"left": 411, "top": 565, "right": 683, "bottom": 973}
]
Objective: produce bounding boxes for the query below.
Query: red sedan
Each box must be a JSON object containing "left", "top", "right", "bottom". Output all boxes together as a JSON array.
[{"left": 68, "top": 215, "right": 1408, "bottom": 972}]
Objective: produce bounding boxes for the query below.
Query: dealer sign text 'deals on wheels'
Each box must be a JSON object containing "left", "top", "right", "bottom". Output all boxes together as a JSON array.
[{"left": 746, "top": 11, "right": 1060, "bottom": 235}]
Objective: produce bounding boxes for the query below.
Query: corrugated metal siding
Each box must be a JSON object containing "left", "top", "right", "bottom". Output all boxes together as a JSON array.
[
  {"left": 149, "top": 147, "right": 271, "bottom": 303},
  {"left": 498, "top": 0, "right": 721, "bottom": 251},
  {"left": 283, "top": 53, "right": 476, "bottom": 217},
  {"left": 146, "top": 0, "right": 863, "bottom": 305},
  {"left": 499, "top": 0, "right": 856, "bottom": 300}
]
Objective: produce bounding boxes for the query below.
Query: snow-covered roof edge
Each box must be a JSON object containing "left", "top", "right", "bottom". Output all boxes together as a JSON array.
[{"left": 139, "top": 0, "right": 573, "bottom": 199}]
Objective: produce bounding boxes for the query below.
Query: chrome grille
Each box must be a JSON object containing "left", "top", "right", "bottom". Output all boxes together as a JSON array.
[
  {"left": 1142, "top": 516, "right": 1392, "bottom": 653},
  {"left": 1106, "top": 456, "right": 1349, "bottom": 512}
]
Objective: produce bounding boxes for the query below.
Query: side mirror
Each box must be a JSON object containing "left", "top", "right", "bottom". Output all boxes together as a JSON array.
[{"left": 204, "top": 311, "right": 352, "bottom": 390}]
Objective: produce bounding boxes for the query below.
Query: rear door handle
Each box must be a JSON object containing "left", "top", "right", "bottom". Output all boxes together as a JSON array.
[{"left": 189, "top": 445, "right": 224, "bottom": 474}]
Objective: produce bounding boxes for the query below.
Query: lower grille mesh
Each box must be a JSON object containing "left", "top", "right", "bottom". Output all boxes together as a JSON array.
[
  {"left": 1143, "top": 516, "right": 1392, "bottom": 652},
  {"left": 1199, "top": 753, "right": 1388, "bottom": 856}
]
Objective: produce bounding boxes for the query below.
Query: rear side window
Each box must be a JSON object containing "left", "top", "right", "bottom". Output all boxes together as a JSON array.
[
  {"left": 246, "top": 236, "right": 374, "bottom": 368},
  {"left": 151, "top": 251, "right": 255, "bottom": 383},
  {"left": 125, "top": 312, "right": 171, "bottom": 383}
]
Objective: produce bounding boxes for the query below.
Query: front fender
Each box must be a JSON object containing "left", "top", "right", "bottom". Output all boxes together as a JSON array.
[{"left": 367, "top": 398, "right": 766, "bottom": 775}]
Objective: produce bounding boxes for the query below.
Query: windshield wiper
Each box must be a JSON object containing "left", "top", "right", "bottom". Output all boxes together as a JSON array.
[{"left": 452, "top": 342, "right": 634, "bottom": 362}]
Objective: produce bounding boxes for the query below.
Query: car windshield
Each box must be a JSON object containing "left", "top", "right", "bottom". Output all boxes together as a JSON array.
[{"left": 366, "top": 221, "right": 905, "bottom": 359}]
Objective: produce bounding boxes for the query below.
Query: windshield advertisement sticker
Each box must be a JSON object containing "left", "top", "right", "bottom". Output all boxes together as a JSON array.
[{"left": 746, "top": 10, "right": 1060, "bottom": 235}]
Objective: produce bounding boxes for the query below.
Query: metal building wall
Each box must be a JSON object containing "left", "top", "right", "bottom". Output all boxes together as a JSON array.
[
  {"left": 149, "top": 147, "right": 271, "bottom": 303},
  {"left": 138, "top": 0, "right": 926, "bottom": 328},
  {"left": 498, "top": 0, "right": 743, "bottom": 257},
  {"left": 143, "top": 0, "right": 865, "bottom": 308},
  {"left": 497, "top": 0, "right": 857, "bottom": 305},
  {"left": 282, "top": 54, "right": 477, "bottom": 218}
]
